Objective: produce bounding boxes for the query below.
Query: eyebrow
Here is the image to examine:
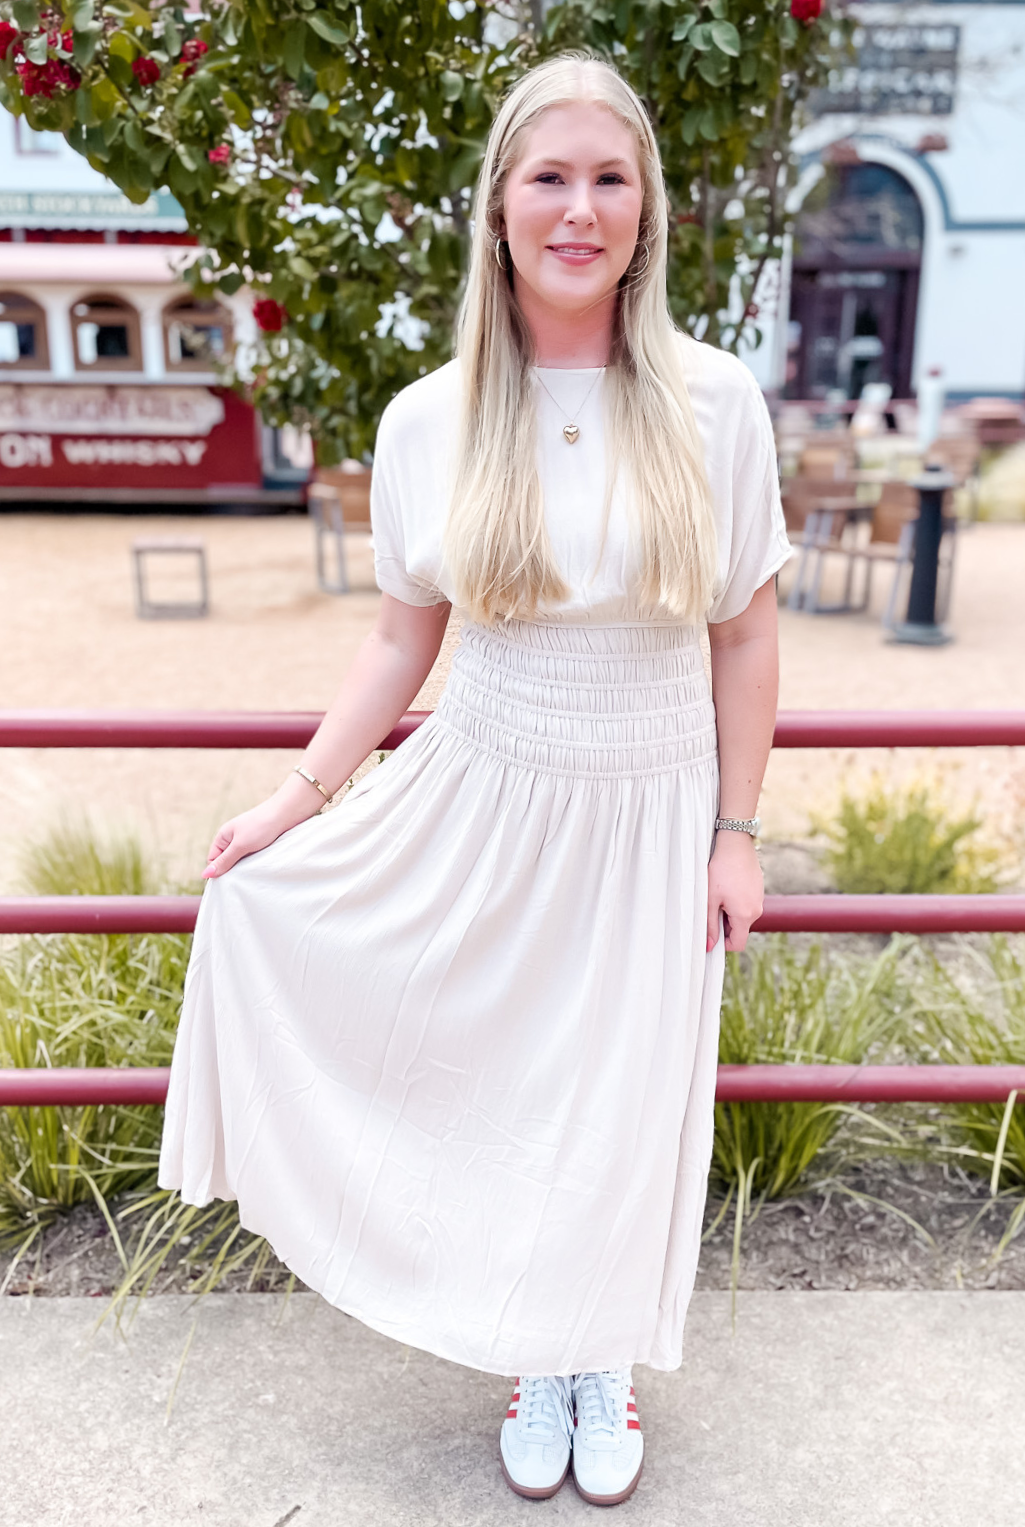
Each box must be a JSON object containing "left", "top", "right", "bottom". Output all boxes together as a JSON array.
[{"left": 529, "top": 157, "right": 632, "bottom": 171}]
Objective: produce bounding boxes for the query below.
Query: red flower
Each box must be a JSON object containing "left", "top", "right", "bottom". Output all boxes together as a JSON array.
[
  {"left": 181, "top": 37, "right": 208, "bottom": 74},
  {"left": 208, "top": 144, "right": 231, "bottom": 165},
  {"left": 16, "top": 56, "right": 80, "bottom": 97},
  {"left": 253, "top": 298, "right": 288, "bottom": 333},
  {"left": 790, "top": 0, "right": 823, "bottom": 21},
  {"left": 0, "top": 21, "right": 21, "bottom": 60},
  {"left": 132, "top": 55, "right": 160, "bottom": 87}
]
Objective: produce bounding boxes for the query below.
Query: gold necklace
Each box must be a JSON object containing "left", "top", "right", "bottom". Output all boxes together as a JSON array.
[{"left": 533, "top": 366, "right": 605, "bottom": 444}]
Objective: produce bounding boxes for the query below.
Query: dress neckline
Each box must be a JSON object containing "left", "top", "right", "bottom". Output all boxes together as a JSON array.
[{"left": 533, "top": 365, "right": 607, "bottom": 375}]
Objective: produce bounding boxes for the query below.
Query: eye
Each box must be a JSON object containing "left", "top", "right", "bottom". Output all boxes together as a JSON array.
[
  {"left": 534, "top": 172, "right": 563, "bottom": 185},
  {"left": 597, "top": 173, "right": 626, "bottom": 186}
]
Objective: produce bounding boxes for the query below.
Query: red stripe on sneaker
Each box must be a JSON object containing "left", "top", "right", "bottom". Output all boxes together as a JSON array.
[
  {"left": 506, "top": 1409, "right": 517, "bottom": 1418},
  {"left": 627, "top": 1419, "right": 641, "bottom": 1430}
]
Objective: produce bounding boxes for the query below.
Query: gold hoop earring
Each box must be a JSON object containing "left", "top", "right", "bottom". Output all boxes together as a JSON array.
[{"left": 494, "top": 236, "right": 507, "bottom": 271}]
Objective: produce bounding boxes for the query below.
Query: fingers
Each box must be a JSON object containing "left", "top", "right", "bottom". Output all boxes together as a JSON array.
[
  {"left": 202, "top": 826, "right": 238, "bottom": 880},
  {"left": 723, "top": 914, "right": 751, "bottom": 953},
  {"left": 722, "top": 903, "right": 763, "bottom": 952},
  {"left": 706, "top": 892, "right": 721, "bottom": 952}
]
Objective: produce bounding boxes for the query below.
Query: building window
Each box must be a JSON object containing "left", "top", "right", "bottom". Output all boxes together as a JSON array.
[
  {"left": 13, "top": 119, "right": 61, "bottom": 155},
  {"left": 0, "top": 291, "right": 49, "bottom": 369},
  {"left": 72, "top": 294, "right": 142, "bottom": 370},
  {"left": 163, "top": 296, "right": 232, "bottom": 371}
]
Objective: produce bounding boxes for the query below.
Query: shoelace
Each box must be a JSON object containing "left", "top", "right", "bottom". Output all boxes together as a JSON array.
[
  {"left": 516, "top": 1374, "right": 575, "bottom": 1446},
  {"left": 573, "top": 1369, "right": 631, "bottom": 1448}
]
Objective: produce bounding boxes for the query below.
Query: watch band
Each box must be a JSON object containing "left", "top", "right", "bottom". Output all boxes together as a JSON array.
[{"left": 715, "top": 815, "right": 761, "bottom": 837}]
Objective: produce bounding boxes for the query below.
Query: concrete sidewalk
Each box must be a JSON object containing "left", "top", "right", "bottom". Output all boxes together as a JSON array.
[{"left": 1, "top": 1291, "right": 1020, "bottom": 1527}]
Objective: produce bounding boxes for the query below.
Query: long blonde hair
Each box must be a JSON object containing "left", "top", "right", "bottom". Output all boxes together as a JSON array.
[{"left": 443, "top": 52, "right": 719, "bottom": 625}]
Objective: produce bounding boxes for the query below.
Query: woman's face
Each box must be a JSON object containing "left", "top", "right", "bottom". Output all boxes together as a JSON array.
[{"left": 500, "top": 101, "right": 644, "bottom": 322}]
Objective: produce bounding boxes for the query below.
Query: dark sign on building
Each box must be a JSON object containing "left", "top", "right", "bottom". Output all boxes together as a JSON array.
[{"left": 815, "top": 24, "right": 960, "bottom": 116}]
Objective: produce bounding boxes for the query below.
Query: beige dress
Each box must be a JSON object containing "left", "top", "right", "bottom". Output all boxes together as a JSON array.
[{"left": 158, "top": 336, "right": 792, "bottom": 1375}]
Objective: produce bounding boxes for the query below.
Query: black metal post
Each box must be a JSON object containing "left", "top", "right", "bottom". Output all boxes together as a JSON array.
[{"left": 888, "top": 467, "right": 957, "bottom": 645}]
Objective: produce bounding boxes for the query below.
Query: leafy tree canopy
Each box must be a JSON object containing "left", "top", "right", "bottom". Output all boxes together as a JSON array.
[{"left": 0, "top": 0, "right": 844, "bottom": 459}]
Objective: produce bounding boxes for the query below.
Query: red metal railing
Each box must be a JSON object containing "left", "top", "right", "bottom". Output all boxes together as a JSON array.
[
  {"left": 3, "top": 707, "right": 1025, "bottom": 751},
  {"left": 1, "top": 1063, "right": 1022, "bottom": 1108},
  {"left": 1, "top": 708, "right": 1023, "bottom": 1109}
]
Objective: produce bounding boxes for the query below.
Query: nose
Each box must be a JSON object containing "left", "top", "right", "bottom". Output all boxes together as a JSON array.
[{"left": 564, "top": 177, "right": 597, "bottom": 228}]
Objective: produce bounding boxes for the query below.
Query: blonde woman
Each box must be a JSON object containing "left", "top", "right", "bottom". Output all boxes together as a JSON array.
[{"left": 159, "top": 53, "right": 789, "bottom": 1508}]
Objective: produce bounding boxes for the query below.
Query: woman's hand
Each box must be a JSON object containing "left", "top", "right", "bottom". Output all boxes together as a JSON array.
[
  {"left": 706, "top": 831, "right": 763, "bottom": 952},
  {"left": 199, "top": 594, "right": 452, "bottom": 884},
  {"left": 202, "top": 800, "right": 299, "bottom": 880}
]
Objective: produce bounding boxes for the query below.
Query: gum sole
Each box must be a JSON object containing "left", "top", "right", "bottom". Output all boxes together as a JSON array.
[
  {"left": 499, "top": 1448, "right": 571, "bottom": 1500},
  {"left": 572, "top": 1458, "right": 644, "bottom": 1507}
]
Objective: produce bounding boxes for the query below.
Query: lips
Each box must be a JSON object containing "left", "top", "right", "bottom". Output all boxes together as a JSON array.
[{"left": 547, "top": 244, "right": 602, "bottom": 254}]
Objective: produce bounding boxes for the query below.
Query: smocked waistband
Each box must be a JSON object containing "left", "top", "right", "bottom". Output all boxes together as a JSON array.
[{"left": 433, "top": 619, "right": 718, "bottom": 779}]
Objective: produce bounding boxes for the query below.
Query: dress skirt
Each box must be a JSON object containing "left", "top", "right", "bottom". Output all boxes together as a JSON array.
[{"left": 158, "top": 616, "right": 726, "bottom": 1375}]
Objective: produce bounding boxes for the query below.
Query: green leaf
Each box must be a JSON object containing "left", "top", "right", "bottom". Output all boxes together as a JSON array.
[
  {"left": 72, "top": 22, "right": 103, "bottom": 68},
  {"left": 71, "top": 0, "right": 95, "bottom": 25},
  {"left": 24, "top": 33, "right": 49, "bottom": 65},
  {"left": 163, "top": 15, "right": 181, "bottom": 59},
  {"left": 308, "top": 91, "right": 329, "bottom": 111},
  {"left": 672, "top": 15, "right": 695, "bottom": 42},
  {"left": 307, "top": 13, "right": 349, "bottom": 47},
  {"left": 698, "top": 105, "right": 719, "bottom": 140},
  {"left": 690, "top": 22, "right": 711, "bottom": 50},
  {"left": 90, "top": 78, "right": 119, "bottom": 121},
  {"left": 218, "top": 270, "right": 245, "bottom": 295},
  {"left": 222, "top": 89, "right": 252, "bottom": 129},
  {"left": 290, "top": 255, "right": 318, "bottom": 281},
  {"left": 175, "top": 143, "right": 198, "bottom": 173},
  {"left": 75, "top": 85, "right": 99, "bottom": 126},
  {"left": 109, "top": 29, "right": 135, "bottom": 63},
  {"left": 11, "top": 1, "right": 41, "bottom": 30},
  {"left": 440, "top": 70, "right": 463, "bottom": 102},
  {"left": 709, "top": 19, "right": 740, "bottom": 56},
  {"left": 284, "top": 22, "right": 306, "bottom": 78}
]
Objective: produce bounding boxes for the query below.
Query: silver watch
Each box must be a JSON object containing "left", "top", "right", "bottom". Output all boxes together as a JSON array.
[{"left": 715, "top": 815, "right": 761, "bottom": 838}]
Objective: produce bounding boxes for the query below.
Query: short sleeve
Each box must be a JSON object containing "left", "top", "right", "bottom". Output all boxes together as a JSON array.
[
  {"left": 370, "top": 402, "right": 451, "bottom": 607},
  {"left": 706, "top": 377, "right": 793, "bottom": 624}
]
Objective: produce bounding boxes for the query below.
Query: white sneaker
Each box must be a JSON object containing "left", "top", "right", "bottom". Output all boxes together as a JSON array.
[
  {"left": 499, "top": 1374, "right": 574, "bottom": 1499},
  {"left": 571, "top": 1368, "right": 644, "bottom": 1506}
]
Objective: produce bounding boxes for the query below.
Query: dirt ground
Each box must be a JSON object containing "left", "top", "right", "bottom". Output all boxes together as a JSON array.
[
  {"left": 1, "top": 510, "right": 1023, "bottom": 889},
  {"left": 3, "top": 1157, "right": 1021, "bottom": 1300}
]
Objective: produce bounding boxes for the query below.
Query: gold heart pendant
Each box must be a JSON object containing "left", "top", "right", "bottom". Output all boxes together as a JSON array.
[{"left": 562, "top": 423, "right": 580, "bottom": 444}]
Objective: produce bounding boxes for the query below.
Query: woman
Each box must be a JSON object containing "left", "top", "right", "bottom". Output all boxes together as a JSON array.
[{"left": 159, "top": 53, "right": 789, "bottom": 1508}]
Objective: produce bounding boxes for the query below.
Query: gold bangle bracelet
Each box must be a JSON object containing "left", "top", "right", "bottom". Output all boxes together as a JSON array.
[{"left": 293, "top": 764, "right": 331, "bottom": 802}]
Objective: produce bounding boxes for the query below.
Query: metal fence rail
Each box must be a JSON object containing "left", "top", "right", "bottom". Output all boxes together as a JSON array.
[
  {"left": 2, "top": 892, "right": 1025, "bottom": 937},
  {"left": 2, "top": 707, "right": 1023, "bottom": 1110},
  {"left": 1, "top": 1064, "right": 1022, "bottom": 1108},
  {"left": 3, "top": 708, "right": 1025, "bottom": 750}
]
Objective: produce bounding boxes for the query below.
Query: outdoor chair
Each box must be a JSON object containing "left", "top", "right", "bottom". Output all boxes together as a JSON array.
[
  {"left": 131, "top": 537, "right": 209, "bottom": 619},
  {"left": 782, "top": 476, "right": 870, "bottom": 613},
  {"left": 308, "top": 482, "right": 352, "bottom": 594},
  {"left": 855, "top": 481, "right": 958, "bottom": 632},
  {"left": 308, "top": 464, "right": 373, "bottom": 595},
  {"left": 797, "top": 437, "right": 857, "bottom": 483},
  {"left": 924, "top": 434, "right": 981, "bottom": 521}
]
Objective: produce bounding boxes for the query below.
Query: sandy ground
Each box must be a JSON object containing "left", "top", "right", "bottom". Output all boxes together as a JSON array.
[{"left": 1, "top": 511, "right": 1024, "bottom": 890}]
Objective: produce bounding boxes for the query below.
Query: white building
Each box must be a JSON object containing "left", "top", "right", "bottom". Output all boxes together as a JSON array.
[{"left": 744, "top": 2, "right": 1025, "bottom": 403}]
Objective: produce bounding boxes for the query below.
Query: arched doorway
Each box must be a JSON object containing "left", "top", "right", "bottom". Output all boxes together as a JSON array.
[{"left": 785, "top": 161, "right": 924, "bottom": 400}]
